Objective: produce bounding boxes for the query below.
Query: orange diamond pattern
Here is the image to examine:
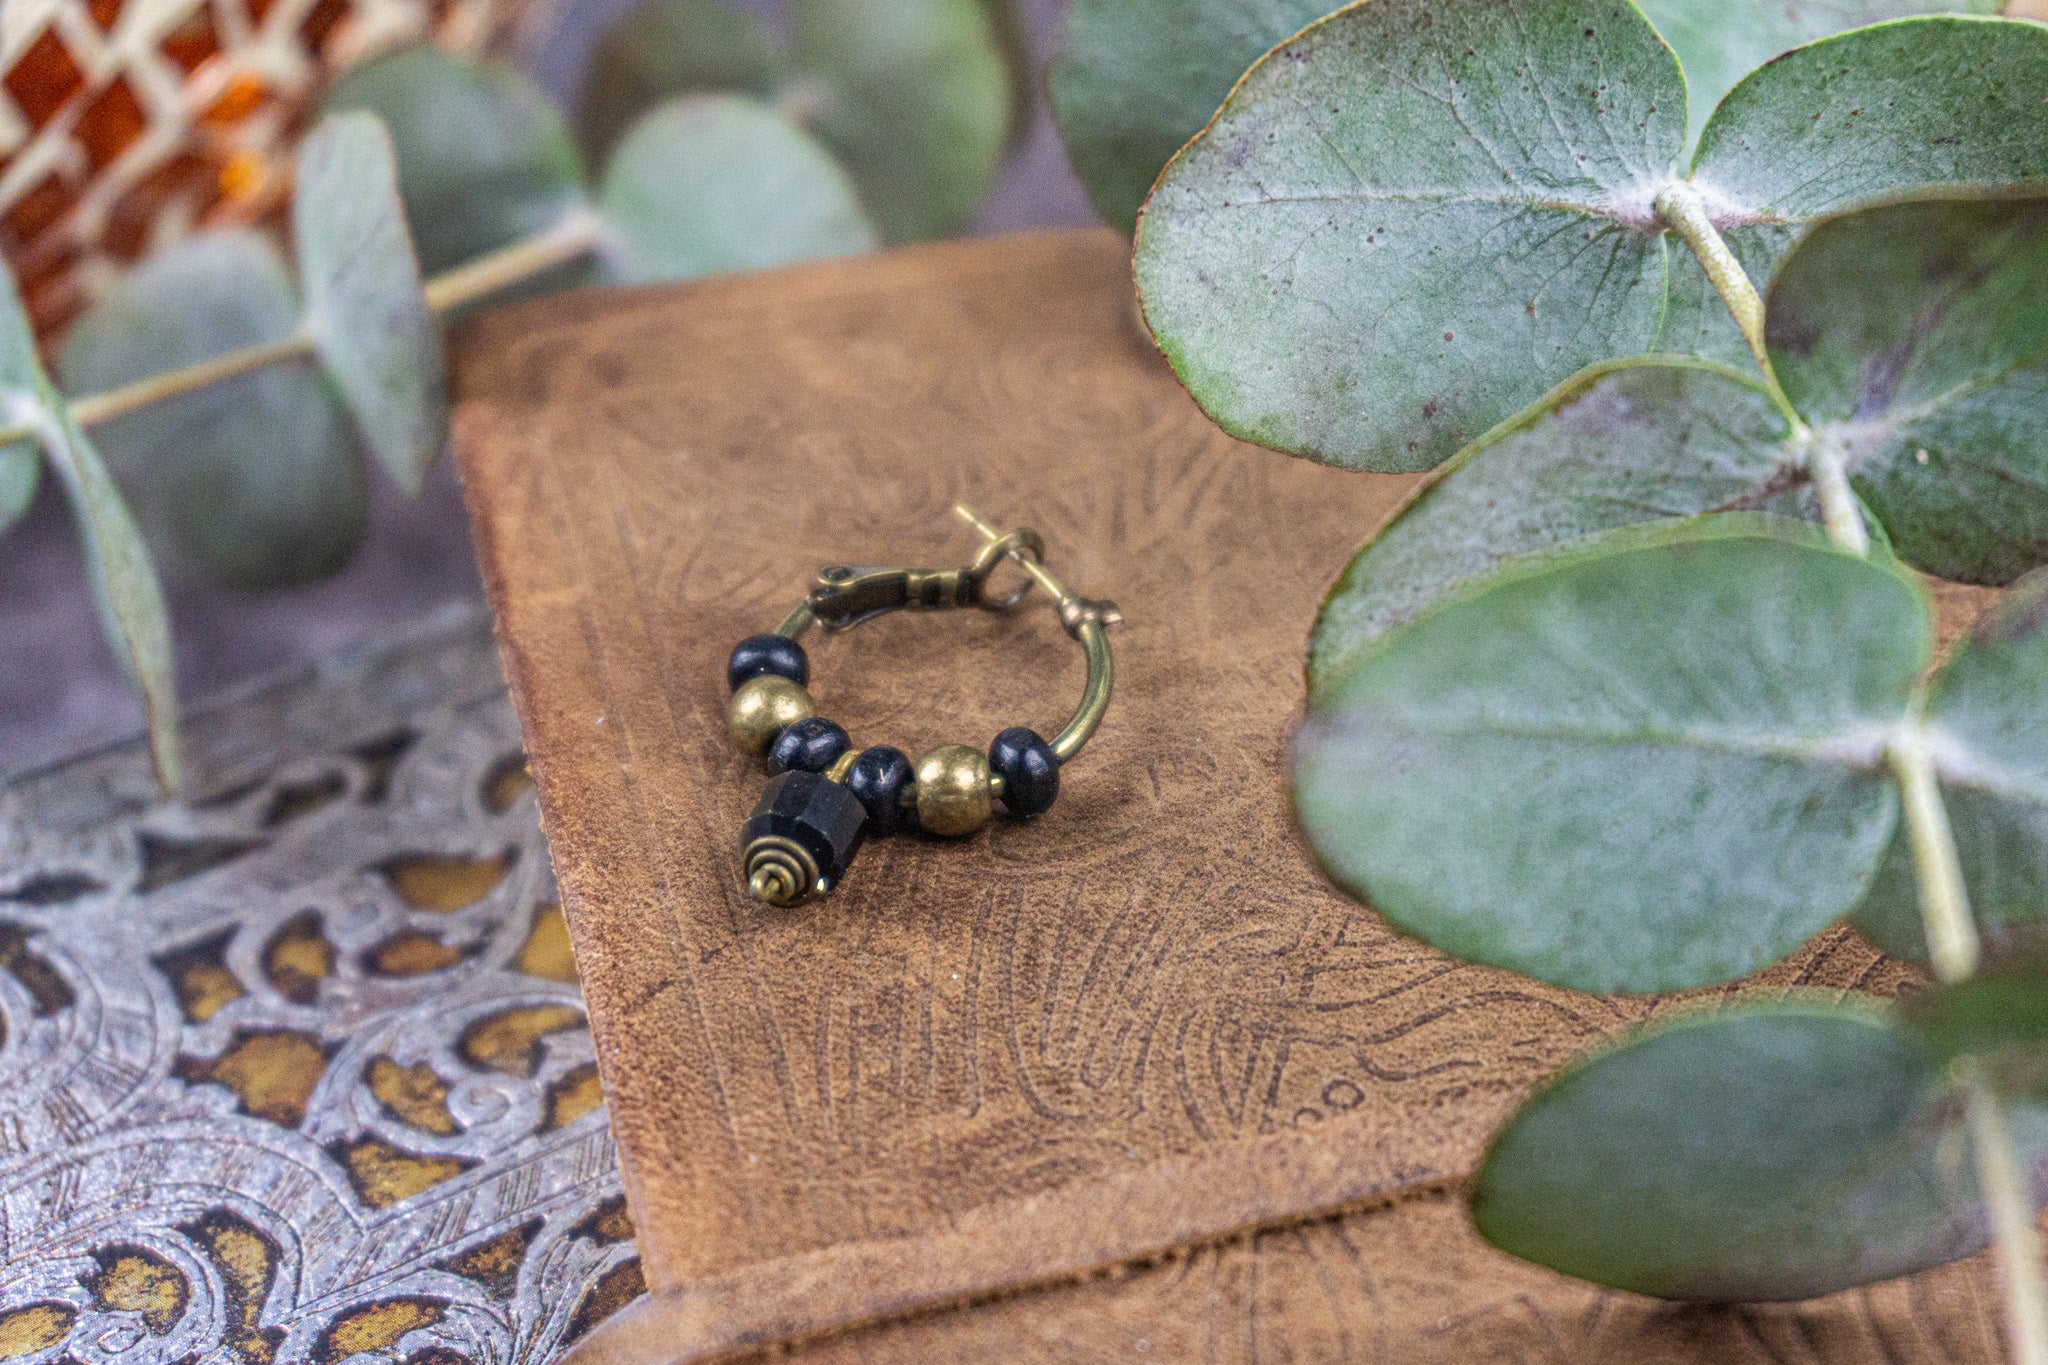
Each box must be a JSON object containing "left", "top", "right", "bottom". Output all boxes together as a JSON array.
[{"left": 0, "top": 0, "right": 542, "bottom": 340}]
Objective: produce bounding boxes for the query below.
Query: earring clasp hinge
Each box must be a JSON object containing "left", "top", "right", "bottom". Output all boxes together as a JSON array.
[{"left": 806, "top": 524, "right": 1051, "bottom": 634}]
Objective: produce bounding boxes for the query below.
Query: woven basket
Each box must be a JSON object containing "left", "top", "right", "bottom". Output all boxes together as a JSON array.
[{"left": 0, "top": 0, "right": 545, "bottom": 340}]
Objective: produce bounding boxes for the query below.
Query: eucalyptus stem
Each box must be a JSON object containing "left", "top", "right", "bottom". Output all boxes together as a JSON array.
[
  {"left": 1893, "top": 730, "right": 2048, "bottom": 1365},
  {"left": 73, "top": 333, "right": 314, "bottom": 429},
  {"left": 1653, "top": 182, "right": 1808, "bottom": 439},
  {"left": 1803, "top": 432, "right": 1871, "bottom": 557},
  {"left": 1968, "top": 1067, "right": 2048, "bottom": 1365},
  {"left": 422, "top": 209, "right": 606, "bottom": 314},
  {"left": 1892, "top": 731, "right": 1979, "bottom": 981},
  {"left": 0, "top": 211, "right": 608, "bottom": 452}
]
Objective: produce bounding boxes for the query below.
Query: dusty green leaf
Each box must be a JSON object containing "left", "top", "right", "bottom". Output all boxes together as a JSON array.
[
  {"left": 1307, "top": 358, "right": 1801, "bottom": 701},
  {"left": 61, "top": 232, "right": 366, "bottom": 592},
  {"left": 1, "top": 272, "right": 178, "bottom": 788},
  {"left": 1767, "top": 195, "right": 2048, "bottom": 585},
  {"left": 597, "top": 95, "right": 878, "bottom": 284},
  {"left": 1136, "top": 3, "right": 2048, "bottom": 473},
  {"left": 1854, "top": 569, "right": 2048, "bottom": 960},
  {"left": 1134, "top": 0, "right": 1689, "bottom": 473},
  {"left": 1048, "top": 0, "right": 1335, "bottom": 232},
  {"left": 1474, "top": 999, "right": 2048, "bottom": 1300},
  {"left": 1296, "top": 517, "right": 1928, "bottom": 994},
  {"left": 0, "top": 436, "right": 34, "bottom": 533},
  {"left": 1907, "top": 953, "right": 2048, "bottom": 1078},
  {"left": 1655, "top": 15, "right": 2048, "bottom": 366},
  {"left": 317, "top": 45, "right": 588, "bottom": 274},
  {"left": 1635, "top": 0, "right": 1999, "bottom": 152},
  {"left": 791, "top": 0, "right": 1011, "bottom": 242},
  {"left": 571, "top": 0, "right": 781, "bottom": 167},
  {"left": 294, "top": 112, "right": 448, "bottom": 496},
  {"left": 978, "top": 0, "right": 1036, "bottom": 157}
]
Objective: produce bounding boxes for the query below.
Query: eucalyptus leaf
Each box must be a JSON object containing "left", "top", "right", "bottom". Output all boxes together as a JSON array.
[
  {"left": 294, "top": 112, "right": 448, "bottom": 495},
  {"left": 978, "top": 0, "right": 1036, "bottom": 157},
  {"left": 1907, "top": 953, "right": 2048, "bottom": 1072},
  {"left": 1662, "top": 16, "right": 2048, "bottom": 363},
  {"left": 317, "top": 46, "right": 588, "bottom": 274},
  {"left": 1135, "top": 0, "right": 1688, "bottom": 473},
  {"left": 0, "top": 437, "right": 34, "bottom": 534},
  {"left": 1306, "top": 358, "right": 1799, "bottom": 702},
  {"left": 1767, "top": 195, "right": 2048, "bottom": 585},
  {"left": 1636, "top": 0, "right": 1999, "bottom": 152},
  {"left": 1854, "top": 569, "right": 2048, "bottom": 960},
  {"left": 1135, "top": 1, "right": 2048, "bottom": 473},
  {"left": 0, "top": 273, "right": 177, "bottom": 788},
  {"left": 1296, "top": 517, "right": 1928, "bottom": 994},
  {"left": 1049, "top": 0, "right": 1335, "bottom": 232},
  {"left": 791, "top": 0, "right": 1011, "bottom": 242},
  {"left": 61, "top": 232, "right": 366, "bottom": 592},
  {"left": 572, "top": 0, "right": 780, "bottom": 166},
  {"left": 596, "top": 95, "right": 878, "bottom": 284},
  {"left": 1473, "top": 999, "right": 2048, "bottom": 1300}
]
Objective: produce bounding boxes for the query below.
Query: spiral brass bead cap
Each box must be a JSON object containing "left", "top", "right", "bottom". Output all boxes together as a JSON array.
[
  {"left": 915, "top": 744, "right": 993, "bottom": 836},
  {"left": 728, "top": 675, "right": 815, "bottom": 757}
]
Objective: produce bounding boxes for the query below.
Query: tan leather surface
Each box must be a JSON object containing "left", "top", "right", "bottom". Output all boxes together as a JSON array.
[{"left": 450, "top": 227, "right": 2001, "bottom": 1362}]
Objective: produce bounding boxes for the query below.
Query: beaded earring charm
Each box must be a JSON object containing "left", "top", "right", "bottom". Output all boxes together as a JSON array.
[{"left": 724, "top": 504, "right": 1120, "bottom": 906}]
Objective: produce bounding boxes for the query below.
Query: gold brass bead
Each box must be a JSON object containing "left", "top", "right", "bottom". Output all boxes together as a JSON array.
[
  {"left": 914, "top": 744, "right": 993, "bottom": 837},
  {"left": 727, "top": 675, "right": 815, "bottom": 757}
]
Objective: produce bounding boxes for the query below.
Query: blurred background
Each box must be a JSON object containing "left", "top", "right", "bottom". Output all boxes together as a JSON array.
[{"left": 0, "top": 0, "right": 1091, "bottom": 777}]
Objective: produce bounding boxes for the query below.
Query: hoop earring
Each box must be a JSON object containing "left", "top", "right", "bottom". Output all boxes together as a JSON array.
[{"left": 724, "top": 504, "right": 1121, "bottom": 907}]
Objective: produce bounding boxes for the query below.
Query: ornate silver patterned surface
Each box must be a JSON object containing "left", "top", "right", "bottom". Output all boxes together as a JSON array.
[{"left": 0, "top": 606, "right": 641, "bottom": 1364}]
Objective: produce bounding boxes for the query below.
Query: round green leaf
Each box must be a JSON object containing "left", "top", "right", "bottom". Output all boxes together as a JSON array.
[
  {"left": 1907, "top": 953, "right": 2048, "bottom": 1073},
  {"left": 1667, "top": 16, "right": 2048, "bottom": 363},
  {"left": 596, "top": 95, "right": 878, "bottom": 284},
  {"left": 1636, "top": 0, "right": 2000, "bottom": 154},
  {"left": 1296, "top": 517, "right": 1929, "bottom": 994},
  {"left": 0, "top": 437, "right": 34, "bottom": 534},
  {"left": 1134, "top": 0, "right": 1689, "bottom": 474},
  {"left": 790, "top": 0, "right": 1011, "bottom": 243},
  {"left": 1048, "top": 0, "right": 1335, "bottom": 232},
  {"left": 60, "top": 232, "right": 366, "bottom": 592},
  {"left": 294, "top": 111, "right": 448, "bottom": 496},
  {"left": 317, "top": 45, "right": 589, "bottom": 274},
  {"left": 571, "top": 0, "right": 781, "bottom": 167},
  {"left": 1854, "top": 569, "right": 2048, "bottom": 959},
  {"left": 1307, "top": 358, "right": 1795, "bottom": 701},
  {"left": 1474, "top": 999, "right": 2048, "bottom": 1300},
  {"left": 1135, "top": 3, "right": 2048, "bottom": 474},
  {"left": 0, "top": 271, "right": 177, "bottom": 787},
  {"left": 1767, "top": 195, "right": 2048, "bottom": 586}
]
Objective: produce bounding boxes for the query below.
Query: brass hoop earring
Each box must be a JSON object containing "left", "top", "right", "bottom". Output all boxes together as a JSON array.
[{"left": 724, "top": 504, "right": 1121, "bottom": 907}]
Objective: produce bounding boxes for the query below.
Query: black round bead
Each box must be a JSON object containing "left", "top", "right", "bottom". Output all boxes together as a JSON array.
[
  {"left": 845, "top": 746, "right": 915, "bottom": 836},
  {"left": 990, "top": 727, "right": 1059, "bottom": 817},
  {"left": 727, "top": 634, "right": 808, "bottom": 691},
  {"left": 769, "top": 717, "right": 850, "bottom": 774}
]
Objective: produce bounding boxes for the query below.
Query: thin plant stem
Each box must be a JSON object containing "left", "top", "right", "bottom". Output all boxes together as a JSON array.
[
  {"left": 0, "top": 210, "right": 608, "bottom": 450},
  {"left": 1967, "top": 1065, "right": 2048, "bottom": 1365},
  {"left": 1893, "top": 729, "right": 2048, "bottom": 1365},
  {"left": 422, "top": 209, "right": 605, "bottom": 314},
  {"left": 72, "top": 332, "right": 314, "bottom": 428},
  {"left": 1803, "top": 432, "right": 1871, "bottom": 557},
  {"left": 1653, "top": 182, "right": 1809, "bottom": 439},
  {"left": 1652, "top": 180, "right": 1877, "bottom": 555}
]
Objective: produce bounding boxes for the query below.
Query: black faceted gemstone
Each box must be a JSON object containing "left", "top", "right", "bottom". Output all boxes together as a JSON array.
[
  {"left": 742, "top": 770, "right": 868, "bottom": 890},
  {"left": 990, "top": 727, "right": 1059, "bottom": 817},
  {"left": 769, "top": 717, "right": 851, "bottom": 773},
  {"left": 727, "top": 633, "right": 809, "bottom": 691},
  {"left": 846, "top": 746, "right": 915, "bottom": 836}
]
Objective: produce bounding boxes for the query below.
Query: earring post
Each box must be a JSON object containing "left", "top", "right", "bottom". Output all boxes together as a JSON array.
[{"left": 953, "top": 502, "right": 1070, "bottom": 603}]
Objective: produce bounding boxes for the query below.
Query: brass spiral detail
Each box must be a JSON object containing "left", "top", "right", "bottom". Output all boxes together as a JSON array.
[{"left": 744, "top": 836, "right": 820, "bottom": 907}]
